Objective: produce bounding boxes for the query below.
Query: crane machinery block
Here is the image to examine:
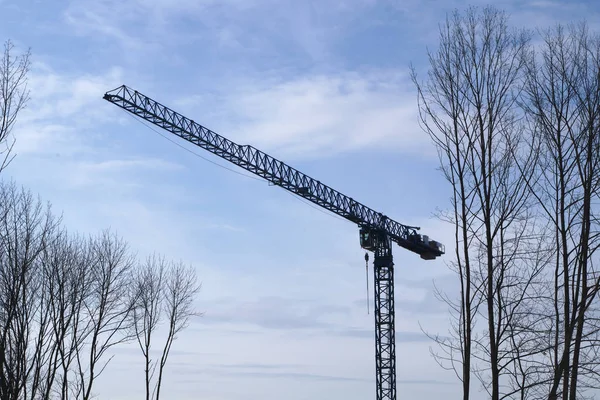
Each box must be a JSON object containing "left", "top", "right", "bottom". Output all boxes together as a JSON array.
[{"left": 103, "top": 84, "right": 445, "bottom": 400}]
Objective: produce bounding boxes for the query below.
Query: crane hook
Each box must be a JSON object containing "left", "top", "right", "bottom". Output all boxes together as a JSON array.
[{"left": 364, "top": 252, "right": 370, "bottom": 315}]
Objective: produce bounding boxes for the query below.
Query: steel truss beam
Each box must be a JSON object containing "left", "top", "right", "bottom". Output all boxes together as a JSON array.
[
  {"left": 103, "top": 85, "right": 444, "bottom": 260},
  {"left": 372, "top": 231, "right": 396, "bottom": 400}
]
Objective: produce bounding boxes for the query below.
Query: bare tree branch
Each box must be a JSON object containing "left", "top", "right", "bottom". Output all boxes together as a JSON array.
[
  {"left": 131, "top": 256, "right": 201, "bottom": 400},
  {"left": 0, "top": 40, "right": 30, "bottom": 175}
]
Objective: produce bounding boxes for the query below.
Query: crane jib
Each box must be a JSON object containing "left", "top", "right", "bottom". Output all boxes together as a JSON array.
[{"left": 102, "top": 84, "right": 444, "bottom": 259}]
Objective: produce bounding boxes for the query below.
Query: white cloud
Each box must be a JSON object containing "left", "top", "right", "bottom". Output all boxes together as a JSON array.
[
  {"left": 176, "top": 70, "right": 433, "bottom": 161},
  {"left": 64, "top": 1, "right": 152, "bottom": 52},
  {"left": 14, "top": 64, "right": 124, "bottom": 156},
  {"left": 67, "top": 158, "right": 184, "bottom": 187},
  {"left": 24, "top": 64, "right": 123, "bottom": 117},
  {"left": 132, "top": 0, "right": 256, "bottom": 16},
  {"left": 80, "top": 158, "right": 180, "bottom": 172},
  {"left": 62, "top": 0, "right": 256, "bottom": 48},
  {"left": 62, "top": 0, "right": 380, "bottom": 65},
  {"left": 7, "top": 62, "right": 192, "bottom": 245}
]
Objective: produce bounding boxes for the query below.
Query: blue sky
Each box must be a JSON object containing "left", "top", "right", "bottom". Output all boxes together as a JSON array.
[{"left": 2, "top": 0, "right": 600, "bottom": 399}]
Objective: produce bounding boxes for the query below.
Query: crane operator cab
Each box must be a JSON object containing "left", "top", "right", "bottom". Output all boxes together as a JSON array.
[{"left": 359, "top": 227, "right": 376, "bottom": 251}]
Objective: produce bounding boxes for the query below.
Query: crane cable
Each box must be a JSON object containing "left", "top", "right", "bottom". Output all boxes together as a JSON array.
[
  {"left": 365, "top": 252, "right": 370, "bottom": 315},
  {"left": 122, "top": 110, "right": 264, "bottom": 181},
  {"left": 121, "top": 108, "right": 348, "bottom": 223}
]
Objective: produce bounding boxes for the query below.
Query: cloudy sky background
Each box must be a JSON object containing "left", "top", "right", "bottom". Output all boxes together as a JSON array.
[{"left": 2, "top": 0, "right": 600, "bottom": 399}]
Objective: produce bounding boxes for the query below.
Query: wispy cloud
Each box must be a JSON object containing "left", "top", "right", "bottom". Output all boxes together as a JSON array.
[
  {"left": 14, "top": 63, "right": 123, "bottom": 156},
  {"left": 197, "top": 367, "right": 369, "bottom": 382},
  {"left": 331, "top": 328, "right": 437, "bottom": 342},
  {"left": 174, "top": 70, "right": 431, "bottom": 161},
  {"left": 62, "top": 0, "right": 382, "bottom": 66},
  {"left": 64, "top": 8, "right": 136, "bottom": 49},
  {"left": 203, "top": 223, "right": 245, "bottom": 232},
  {"left": 67, "top": 158, "right": 184, "bottom": 187},
  {"left": 203, "top": 296, "right": 352, "bottom": 330},
  {"left": 63, "top": 1, "right": 157, "bottom": 53},
  {"left": 210, "top": 362, "right": 301, "bottom": 370}
]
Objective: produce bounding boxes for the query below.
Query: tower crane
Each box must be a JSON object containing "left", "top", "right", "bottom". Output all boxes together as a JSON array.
[{"left": 103, "top": 85, "right": 445, "bottom": 400}]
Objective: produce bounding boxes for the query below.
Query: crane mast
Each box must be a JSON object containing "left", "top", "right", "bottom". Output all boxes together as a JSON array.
[{"left": 103, "top": 85, "right": 444, "bottom": 400}]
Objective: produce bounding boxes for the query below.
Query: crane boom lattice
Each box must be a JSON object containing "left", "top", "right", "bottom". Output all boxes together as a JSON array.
[{"left": 103, "top": 84, "right": 445, "bottom": 400}]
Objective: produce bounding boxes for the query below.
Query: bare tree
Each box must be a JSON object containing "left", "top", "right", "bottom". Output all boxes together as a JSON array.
[
  {"left": 412, "top": 6, "right": 537, "bottom": 400},
  {"left": 77, "top": 229, "right": 136, "bottom": 400},
  {"left": 521, "top": 22, "right": 600, "bottom": 400},
  {"left": 0, "top": 180, "right": 59, "bottom": 400},
  {"left": 132, "top": 254, "right": 166, "bottom": 400},
  {"left": 132, "top": 256, "right": 201, "bottom": 400},
  {"left": 0, "top": 178, "right": 202, "bottom": 400},
  {"left": 42, "top": 231, "right": 93, "bottom": 400},
  {"left": 0, "top": 39, "right": 31, "bottom": 174},
  {"left": 0, "top": 42, "right": 33, "bottom": 396}
]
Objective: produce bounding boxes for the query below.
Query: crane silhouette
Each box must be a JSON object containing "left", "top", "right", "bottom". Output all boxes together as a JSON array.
[{"left": 103, "top": 85, "right": 445, "bottom": 400}]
